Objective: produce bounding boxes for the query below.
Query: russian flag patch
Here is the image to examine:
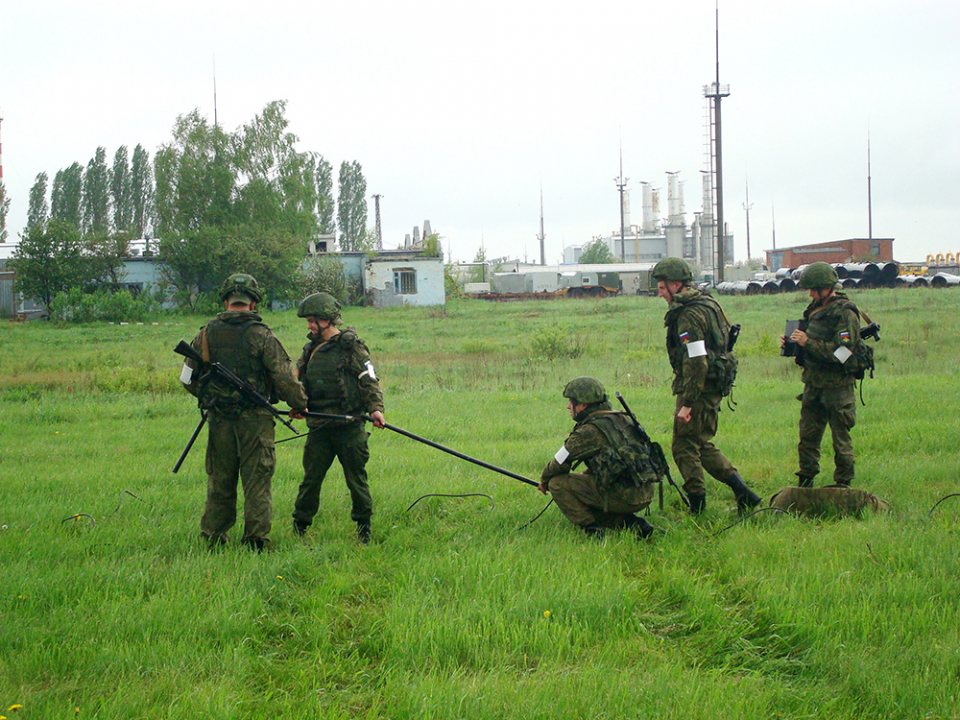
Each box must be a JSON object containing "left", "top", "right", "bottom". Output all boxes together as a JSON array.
[{"left": 679, "top": 331, "right": 690, "bottom": 344}]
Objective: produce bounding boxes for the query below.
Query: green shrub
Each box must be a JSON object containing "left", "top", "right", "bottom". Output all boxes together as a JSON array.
[{"left": 529, "top": 324, "right": 583, "bottom": 360}]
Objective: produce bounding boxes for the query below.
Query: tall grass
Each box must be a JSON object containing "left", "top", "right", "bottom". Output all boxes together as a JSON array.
[{"left": 1, "top": 289, "right": 959, "bottom": 718}]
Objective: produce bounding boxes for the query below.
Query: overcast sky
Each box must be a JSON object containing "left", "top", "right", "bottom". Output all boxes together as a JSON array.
[{"left": 2, "top": 0, "right": 958, "bottom": 264}]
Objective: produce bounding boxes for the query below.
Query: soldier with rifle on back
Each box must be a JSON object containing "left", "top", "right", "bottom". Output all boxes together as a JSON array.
[
  {"left": 539, "top": 376, "right": 659, "bottom": 539},
  {"left": 179, "top": 273, "right": 307, "bottom": 551},
  {"left": 652, "top": 257, "right": 762, "bottom": 516}
]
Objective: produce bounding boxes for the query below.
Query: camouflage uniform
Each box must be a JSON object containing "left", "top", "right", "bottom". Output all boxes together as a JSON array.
[
  {"left": 663, "top": 287, "right": 742, "bottom": 498},
  {"left": 796, "top": 292, "right": 860, "bottom": 486},
  {"left": 541, "top": 403, "right": 656, "bottom": 529},
  {"left": 183, "top": 310, "right": 307, "bottom": 547},
  {"left": 292, "top": 327, "right": 384, "bottom": 530}
]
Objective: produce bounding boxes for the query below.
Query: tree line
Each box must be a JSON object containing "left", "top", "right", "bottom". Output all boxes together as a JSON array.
[{"left": 8, "top": 100, "right": 370, "bottom": 311}]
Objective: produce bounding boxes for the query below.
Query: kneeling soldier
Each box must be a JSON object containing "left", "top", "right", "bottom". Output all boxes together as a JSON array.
[{"left": 539, "top": 377, "right": 658, "bottom": 539}]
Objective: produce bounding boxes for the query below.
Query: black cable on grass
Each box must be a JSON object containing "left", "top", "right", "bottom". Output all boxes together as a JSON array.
[
  {"left": 517, "top": 498, "right": 555, "bottom": 531},
  {"left": 928, "top": 493, "right": 960, "bottom": 516},
  {"left": 406, "top": 493, "right": 495, "bottom": 513},
  {"left": 61, "top": 513, "right": 96, "bottom": 528},
  {"left": 713, "top": 506, "right": 791, "bottom": 536},
  {"left": 110, "top": 490, "right": 144, "bottom": 516}
]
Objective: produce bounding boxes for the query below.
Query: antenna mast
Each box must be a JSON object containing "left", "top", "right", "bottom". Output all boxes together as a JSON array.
[
  {"left": 703, "top": 3, "right": 730, "bottom": 281},
  {"left": 537, "top": 186, "right": 546, "bottom": 266},
  {"left": 372, "top": 194, "right": 383, "bottom": 250},
  {"left": 614, "top": 139, "right": 628, "bottom": 262},
  {"left": 743, "top": 177, "right": 753, "bottom": 261},
  {"left": 867, "top": 131, "right": 873, "bottom": 241}
]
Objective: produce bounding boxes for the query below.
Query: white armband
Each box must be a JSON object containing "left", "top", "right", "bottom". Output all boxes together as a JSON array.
[
  {"left": 358, "top": 361, "right": 377, "bottom": 380},
  {"left": 834, "top": 346, "right": 853, "bottom": 363},
  {"left": 554, "top": 445, "right": 570, "bottom": 464},
  {"left": 686, "top": 340, "right": 708, "bottom": 358},
  {"left": 180, "top": 363, "right": 194, "bottom": 385}
]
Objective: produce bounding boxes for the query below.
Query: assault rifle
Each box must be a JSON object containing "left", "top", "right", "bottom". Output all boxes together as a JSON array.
[
  {"left": 172, "top": 340, "right": 299, "bottom": 473},
  {"left": 615, "top": 391, "right": 689, "bottom": 511}
]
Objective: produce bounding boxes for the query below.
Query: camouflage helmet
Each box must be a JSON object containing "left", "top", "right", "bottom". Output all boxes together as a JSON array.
[
  {"left": 219, "top": 273, "right": 263, "bottom": 303},
  {"left": 798, "top": 262, "right": 840, "bottom": 290},
  {"left": 563, "top": 376, "right": 607, "bottom": 406},
  {"left": 651, "top": 257, "right": 693, "bottom": 284},
  {"left": 297, "top": 292, "right": 341, "bottom": 321}
]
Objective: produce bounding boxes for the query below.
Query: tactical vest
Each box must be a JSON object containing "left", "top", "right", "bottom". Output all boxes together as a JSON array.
[
  {"left": 302, "top": 329, "right": 363, "bottom": 415},
  {"left": 199, "top": 316, "right": 273, "bottom": 413},
  {"left": 801, "top": 294, "right": 871, "bottom": 383},
  {"left": 665, "top": 292, "right": 737, "bottom": 395},
  {"left": 581, "top": 412, "right": 658, "bottom": 491}
]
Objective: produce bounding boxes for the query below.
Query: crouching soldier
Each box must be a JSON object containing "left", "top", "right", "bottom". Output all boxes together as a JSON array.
[{"left": 539, "top": 377, "right": 659, "bottom": 539}]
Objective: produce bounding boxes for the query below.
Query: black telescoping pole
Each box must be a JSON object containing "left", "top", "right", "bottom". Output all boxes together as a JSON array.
[{"left": 278, "top": 410, "right": 538, "bottom": 488}]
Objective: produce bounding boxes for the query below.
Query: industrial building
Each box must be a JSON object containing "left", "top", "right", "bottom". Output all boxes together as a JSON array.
[
  {"left": 563, "top": 171, "right": 734, "bottom": 272},
  {"left": 765, "top": 238, "right": 895, "bottom": 272}
]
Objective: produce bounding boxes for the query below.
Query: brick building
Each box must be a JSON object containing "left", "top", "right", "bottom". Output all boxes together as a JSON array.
[{"left": 766, "top": 238, "right": 894, "bottom": 272}]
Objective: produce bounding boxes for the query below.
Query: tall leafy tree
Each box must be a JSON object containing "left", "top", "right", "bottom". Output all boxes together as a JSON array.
[
  {"left": 130, "top": 144, "right": 154, "bottom": 238},
  {"left": 579, "top": 237, "right": 615, "bottom": 264},
  {"left": 316, "top": 156, "right": 335, "bottom": 235},
  {"left": 82, "top": 147, "right": 110, "bottom": 235},
  {"left": 51, "top": 163, "right": 83, "bottom": 227},
  {"left": 27, "top": 172, "right": 49, "bottom": 231},
  {"left": 337, "top": 160, "right": 367, "bottom": 252},
  {"left": 8, "top": 220, "right": 87, "bottom": 308},
  {"left": 154, "top": 110, "right": 235, "bottom": 238},
  {"left": 0, "top": 180, "right": 9, "bottom": 242},
  {"left": 111, "top": 145, "right": 132, "bottom": 233}
]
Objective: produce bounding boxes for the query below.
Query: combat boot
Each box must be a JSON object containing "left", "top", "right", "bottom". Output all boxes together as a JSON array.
[
  {"left": 292, "top": 520, "right": 308, "bottom": 537},
  {"left": 357, "top": 521, "right": 371, "bottom": 545},
  {"left": 725, "top": 472, "right": 762, "bottom": 514},
  {"left": 243, "top": 537, "right": 266, "bottom": 553},
  {"left": 688, "top": 493, "right": 706, "bottom": 515},
  {"left": 582, "top": 524, "right": 605, "bottom": 539},
  {"left": 797, "top": 476, "right": 814, "bottom": 488},
  {"left": 622, "top": 514, "right": 658, "bottom": 540}
]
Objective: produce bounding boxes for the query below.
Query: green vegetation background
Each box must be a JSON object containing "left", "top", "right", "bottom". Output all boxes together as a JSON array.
[{"left": 1, "top": 290, "right": 958, "bottom": 719}]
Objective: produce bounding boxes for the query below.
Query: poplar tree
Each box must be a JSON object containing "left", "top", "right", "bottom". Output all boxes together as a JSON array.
[
  {"left": 27, "top": 172, "right": 49, "bottom": 231},
  {"left": 337, "top": 160, "right": 367, "bottom": 252}
]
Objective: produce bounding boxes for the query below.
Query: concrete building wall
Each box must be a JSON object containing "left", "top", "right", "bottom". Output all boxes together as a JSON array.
[{"left": 364, "top": 254, "right": 445, "bottom": 307}]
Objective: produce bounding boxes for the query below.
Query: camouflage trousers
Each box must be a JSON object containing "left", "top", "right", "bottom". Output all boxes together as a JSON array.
[
  {"left": 548, "top": 472, "right": 655, "bottom": 528},
  {"left": 798, "top": 383, "right": 856, "bottom": 485},
  {"left": 671, "top": 392, "right": 737, "bottom": 497},
  {"left": 201, "top": 414, "right": 277, "bottom": 545},
  {"left": 293, "top": 422, "right": 373, "bottom": 527}
]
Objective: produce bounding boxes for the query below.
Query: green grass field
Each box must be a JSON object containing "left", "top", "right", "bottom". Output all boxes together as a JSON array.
[{"left": 1, "top": 290, "right": 959, "bottom": 719}]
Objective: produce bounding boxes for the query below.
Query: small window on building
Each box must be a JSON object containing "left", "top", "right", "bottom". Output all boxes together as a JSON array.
[
  {"left": 871, "top": 242, "right": 880, "bottom": 256},
  {"left": 394, "top": 269, "right": 417, "bottom": 295}
]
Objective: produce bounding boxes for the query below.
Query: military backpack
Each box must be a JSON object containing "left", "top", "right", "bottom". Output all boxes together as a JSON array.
[{"left": 582, "top": 412, "right": 658, "bottom": 491}]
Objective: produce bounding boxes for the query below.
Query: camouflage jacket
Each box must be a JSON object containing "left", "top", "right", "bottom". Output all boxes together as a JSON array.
[
  {"left": 297, "top": 327, "right": 384, "bottom": 427},
  {"left": 664, "top": 287, "right": 729, "bottom": 405},
  {"left": 541, "top": 402, "right": 615, "bottom": 485},
  {"left": 183, "top": 310, "right": 307, "bottom": 417},
  {"left": 800, "top": 292, "right": 860, "bottom": 389}
]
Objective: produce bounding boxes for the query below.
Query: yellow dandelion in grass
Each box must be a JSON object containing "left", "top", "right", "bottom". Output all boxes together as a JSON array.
[
  {"left": 277, "top": 575, "right": 283, "bottom": 580},
  {"left": 9, "top": 705, "right": 23, "bottom": 712},
  {"left": 543, "top": 610, "right": 551, "bottom": 619},
  {"left": 2, "top": 714, "right": 8, "bottom": 719}
]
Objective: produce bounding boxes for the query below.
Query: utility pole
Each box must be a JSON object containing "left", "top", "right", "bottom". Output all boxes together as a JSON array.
[
  {"left": 743, "top": 178, "right": 753, "bottom": 261},
  {"left": 867, "top": 132, "right": 873, "bottom": 241},
  {"left": 537, "top": 186, "right": 546, "bottom": 266},
  {"left": 704, "top": 3, "right": 730, "bottom": 281},
  {"left": 372, "top": 194, "right": 383, "bottom": 250},
  {"left": 614, "top": 142, "right": 628, "bottom": 262},
  {"left": 771, "top": 201, "right": 777, "bottom": 251}
]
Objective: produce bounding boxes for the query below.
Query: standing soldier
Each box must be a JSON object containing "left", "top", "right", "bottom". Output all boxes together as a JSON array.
[
  {"left": 652, "top": 257, "right": 761, "bottom": 515},
  {"left": 290, "top": 292, "right": 385, "bottom": 544},
  {"left": 539, "top": 377, "right": 658, "bottom": 539},
  {"left": 782, "top": 262, "right": 861, "bottom": 488},
  {"left": 180, "top": 273, "right": 307, "bottom": 551}
]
